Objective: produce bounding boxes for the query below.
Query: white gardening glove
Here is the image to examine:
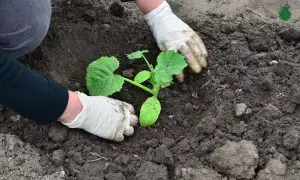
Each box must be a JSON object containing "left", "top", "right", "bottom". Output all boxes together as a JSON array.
[
  {"left": 144, "top": 1, "right": 208, "bottom": 81},
  {"left": 62, "top": 92, "right": 138, "bottom": 142}
]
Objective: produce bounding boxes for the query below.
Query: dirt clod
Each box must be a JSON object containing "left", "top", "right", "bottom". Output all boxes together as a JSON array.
[
  {"left": 122, "top": 69, "right": 135, "bottom": 78},
  {"left": 176, "top": 167, "right": 224, "bottom": 180},
  {"left": 195, "top": 140, "right": 216, "bottom": 157},
  {"left": 0, "top": 114, "right": 4, "bottom": 123},
  {"left": 73, "top": 152, "right": 84, "bottom": 165},
  {"left": 160, "top": 138, "right": 175, "bottom": 148},
  {"left": 0, "top": 133, "right": 65, "bottom": 179},
  {"left": 291, "top": 86, "right": 300, "bottom": 104},
  {"left": 114, "top": 154, "right": 131, "bottom": 165},
  {"left": 152, "top": 144, "right": 174, "bottom": 166},
  {"left": 83, "top": 10, "right": 97, "bottom": 22},
  {"left": 196, "top": 116, "right": 216, "bottom": 134},
  {"left": 136, "top": 161, "right": 168, "bottom": 180},
  {"left": 256, "top": 157, "right": 286, "bottom": 180},
  {"left": 278, "top": 28, "right": 300, "bottom": 42},
  {"left": 231, "top": 121, "right": 248, "bottom": 135},
  {"left": 105, "top": 172, "right": 126, "bottom": 180},
  {"left": 283, "top": 129, "right": 300, "bottom": 150},
  {"left": 282, "top": 102, "right": 297, "bottom": 114},
  {"left": 258, "top": 104, "right": 283, "bottom": 119},
  {"left": 48, "top": 123, "right": 69, "bottom": 143},
  {"left": 210, "top": 140, "right": 258, "bottom": 179},
  {"left": 259, "top": 74, "right": 273, "bottom": 91},
  {"left": 51, "top": 150, "right": 66, "bottom": 166},
  {"left": 110, "top": 2, "right": 125, "bottom": 18}
]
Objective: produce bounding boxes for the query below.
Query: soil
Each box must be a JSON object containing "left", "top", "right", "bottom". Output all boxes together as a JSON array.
[{"left": 1, "top": 0, "right": 300, "bottom": 179}]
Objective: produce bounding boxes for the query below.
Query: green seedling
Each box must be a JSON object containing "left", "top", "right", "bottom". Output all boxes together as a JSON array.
[{"left": 86, "top": 50, "right": 187, "bottom": 127}]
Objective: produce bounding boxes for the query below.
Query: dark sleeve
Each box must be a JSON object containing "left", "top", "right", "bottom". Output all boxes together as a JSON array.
[{"left": 0, "top": 49, "right": 69, "bottom": 125}]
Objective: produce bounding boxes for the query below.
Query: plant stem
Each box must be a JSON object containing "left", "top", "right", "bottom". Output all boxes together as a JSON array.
[
  {"left": 142, "top": 55, "right": 154, "bottom": 72},
  {"left": 153, "top": 85, "right": 161, "bottom": 97},
  {"left": 123, "top": 77, "right": 154, "bottom": 95}
]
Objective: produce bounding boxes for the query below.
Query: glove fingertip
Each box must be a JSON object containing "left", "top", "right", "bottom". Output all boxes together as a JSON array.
[
  {"left": 115, "top": 134, "right": 124, "bottom": 142},
  {"left": 123, "top": 102, "right": 135, "bottom": 114},
  {"left": 176, "top": 72, "right": 185, "bottom": 82},
  {"left": 130, "top": 115, "right": 138, "bottom": 126},
  {"left": 200, "top": 57, "right": 208, "bottom": 68},
  {"left": 124, "top": 126, "right": 134, "bottom": 136}
]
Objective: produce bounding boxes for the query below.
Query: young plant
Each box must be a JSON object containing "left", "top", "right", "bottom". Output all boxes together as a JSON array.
[{"left": 86, "top": 50, "right": 187, "bottom": 127}]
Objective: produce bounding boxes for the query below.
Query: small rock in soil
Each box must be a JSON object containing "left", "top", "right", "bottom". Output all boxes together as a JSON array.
[
  {"left": 100, "top": 23, "right": 110, "bottom": 31},
  {"left": 10, "top": 114, "right": 21, "bottom": 122},
  {"left": 196, "top": 116, "right": 216, "bottom": 135},
  {"left": 235, "top": 103, "right": 252, "bottom": 117},
  {"left": 291, "top": 86, "right": 300, "bottom": 104},
  {"left": 122, "top": 69, "right": 134, "bottom": 78},
  {"left": 51, "top": 150, "right": 66, "bottom": 166},
  {"left": 282, "top": 102, "right": 296, "bottom": 114},
  {"left": 48, "top": 123, "right": 69, "bottom": 143},
  {"left": 210, "top": 140, "right": 258, "bottom": 179},
  {"left": 256, "top": 157, "right": 286, "bottom": 180},
  {"left": 83, "top": 10, "right": 96, "bottom": 22},
  {"left": 136, "top": 161, "right": 168, "bottom": 180},
  {"left": 105, "top": 172, "right": 126, "bottom": 180},
  {"left": 270, "top": 60, "right": 278, "bottom": 65},
  {"left": 110, "top": 2, "right": 125, "bottom": 18},
  {"left": 176, "top": 167, "right": 224, "bottom": 180},
  {"left": 283, "top": 129, "right": 300, "bottom": 149},
  {"left": 152, "top": 144, "right": 174, "bottom": 166},
  {"left": 258, "top": 104, "right": 282, "bottom": 119}
]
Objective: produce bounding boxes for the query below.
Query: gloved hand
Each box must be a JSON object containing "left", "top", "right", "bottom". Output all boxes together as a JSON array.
[
  {"left": 144, "top": 1, "right": 208, "bottom": 81},
  {"left": 62, "top": 92, "right": 138, "bottom": 142}
]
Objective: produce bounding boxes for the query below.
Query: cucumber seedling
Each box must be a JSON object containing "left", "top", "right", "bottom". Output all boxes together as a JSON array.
[{"left": 86, "top": 50, "right": 187, "bottom": 127}]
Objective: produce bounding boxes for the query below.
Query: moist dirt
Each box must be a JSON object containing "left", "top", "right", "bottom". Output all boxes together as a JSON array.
[{"left": 1, "top": 0, "right": 300, "bottom": 179}]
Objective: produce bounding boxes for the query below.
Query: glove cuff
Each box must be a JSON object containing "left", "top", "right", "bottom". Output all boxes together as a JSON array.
[{"left": 144, "top": 1, "right": 173, "bottom": 28}]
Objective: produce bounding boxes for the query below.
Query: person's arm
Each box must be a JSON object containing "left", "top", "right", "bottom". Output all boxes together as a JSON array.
[
  {"left": 136, "top": 0, "right": 208, "bottom": 81},
  {"left": 0, "top": 49, "right": 69, "bottom": 125},
  {"left": 136, "top": 0, "right": 164, "bottom": 14}
]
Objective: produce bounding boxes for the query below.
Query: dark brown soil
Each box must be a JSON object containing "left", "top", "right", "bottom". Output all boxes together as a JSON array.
[{"left": 1, "top": 0, "right": 300, "bottom": 180}]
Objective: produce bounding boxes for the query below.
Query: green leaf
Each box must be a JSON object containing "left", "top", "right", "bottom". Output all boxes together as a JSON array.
[
  {"left": 140, "top": 96, "right": 161, "bottom": 127},
  {"left": 127, "top": 50, "right": 149, "bottom": 59},
  {"left": 154, "top": 50, "right": 187, "bottom": 84},
  {"left": 86, "top": 56, "right": 124, "bottom": 96},
  {"left": 134, "top": 70, "right": 151, "bottom": 83},
  {"left": 161, "top": 81, "right": 173, "bottom": 88}
]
